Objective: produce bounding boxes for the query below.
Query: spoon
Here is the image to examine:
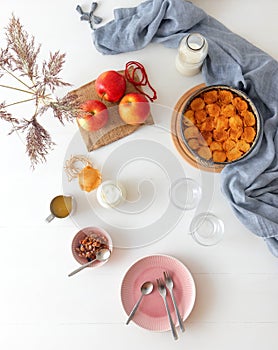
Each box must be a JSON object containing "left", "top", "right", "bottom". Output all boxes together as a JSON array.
[
  {"left": 126, "top": 281, "right": 154, "bottom": 325},
  {"left": 68, "top": 248, "right": 111, "bottom": 277}
]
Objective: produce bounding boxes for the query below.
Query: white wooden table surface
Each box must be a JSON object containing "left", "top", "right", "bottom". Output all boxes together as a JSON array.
[{"left": 0, "top": 1, "right": 277, "bottom": 349}]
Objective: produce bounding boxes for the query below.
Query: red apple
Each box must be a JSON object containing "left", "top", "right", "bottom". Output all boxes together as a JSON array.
[
  {"left": 77, "top": 100, "right": 109, "bottom": 131},
  {"left": 118, "top": 93, "right": 150, "bottom": 125},
  {"left": 95, "top": 70, "right": 126, "bottom": 102}
]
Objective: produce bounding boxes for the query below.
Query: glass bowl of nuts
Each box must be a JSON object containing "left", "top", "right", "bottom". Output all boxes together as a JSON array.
[
  {"left": 180, "top": 85, "right": 262, "bottom": 168},
  {"left": 71, "top": 226, "right": 113, "bottom": 268}
]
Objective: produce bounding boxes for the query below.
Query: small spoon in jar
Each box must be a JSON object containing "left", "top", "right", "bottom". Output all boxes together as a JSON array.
[{"left": 68, "top": 248, "right": 111, "bottom": 277}]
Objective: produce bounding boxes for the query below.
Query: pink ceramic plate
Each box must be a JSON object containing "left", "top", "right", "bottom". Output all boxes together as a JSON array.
[{"left": 121, "top": 255, "right": 196, "bottom": 331}]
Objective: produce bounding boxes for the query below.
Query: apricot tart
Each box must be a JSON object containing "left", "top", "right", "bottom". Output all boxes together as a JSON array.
[{"left": 181, "top": 85, "right": 261, "bottom": 165}]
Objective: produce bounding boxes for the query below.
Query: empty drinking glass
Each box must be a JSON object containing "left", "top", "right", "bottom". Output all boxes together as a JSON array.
[
  {"left": 189, "top": 212, "right": 224, "bottom": 246},
  {"left": 170, "top": 177, "right": 202, "bottom": 210}
]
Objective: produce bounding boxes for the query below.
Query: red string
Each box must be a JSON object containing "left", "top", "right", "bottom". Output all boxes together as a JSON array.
[{"left": 125, "top": 61, "right": 157, "bottom": 102}]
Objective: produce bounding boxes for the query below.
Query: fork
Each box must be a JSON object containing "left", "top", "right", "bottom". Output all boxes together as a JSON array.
[
  {"left": 163, "top": 271, "right": 185, "bottom": 332},
  {"left": 156, "top": 278, "right": 178, "bottom": 340}
]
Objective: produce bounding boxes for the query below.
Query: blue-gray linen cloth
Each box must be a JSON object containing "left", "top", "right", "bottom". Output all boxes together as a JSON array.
[{"left": 90, "top": 0, "right": 278, "bottom": 257}]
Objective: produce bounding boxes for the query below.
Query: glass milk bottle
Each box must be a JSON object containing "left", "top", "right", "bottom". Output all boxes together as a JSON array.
[{"left": 175, "top": 33, "right": 208, "bottom": 76}]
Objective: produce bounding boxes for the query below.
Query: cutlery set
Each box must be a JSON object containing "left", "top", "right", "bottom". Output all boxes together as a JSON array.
[{"left": 126, "top": 271, "right": 184, "bottom": 340}]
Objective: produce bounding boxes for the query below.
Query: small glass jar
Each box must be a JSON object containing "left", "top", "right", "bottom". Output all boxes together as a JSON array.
[
  {"left": 175, "top": 33, "right": 208, "bottom": 76},
  {"left": 96, "top": 180, "right": 126, "bottom": 208}
]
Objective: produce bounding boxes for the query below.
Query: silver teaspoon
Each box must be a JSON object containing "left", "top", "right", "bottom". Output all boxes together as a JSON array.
[
  {"left": 126, "top": 281, "right": 153, "bottom": 325},
  {"left": 68, "top": 248, "right": 111, "bottom": 277}
]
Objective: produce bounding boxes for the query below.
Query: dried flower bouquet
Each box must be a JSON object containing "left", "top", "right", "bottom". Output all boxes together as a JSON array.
[{"left": 0, "top": 15, "right": 80, "bottom": 168}]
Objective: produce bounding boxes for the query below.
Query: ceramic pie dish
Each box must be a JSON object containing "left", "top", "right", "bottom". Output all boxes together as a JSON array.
[{"left": 180, "top": 85, "right": 262, "bottom": 167}]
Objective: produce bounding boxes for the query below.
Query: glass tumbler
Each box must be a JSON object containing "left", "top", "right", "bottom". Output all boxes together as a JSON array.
[
  {"left": 170, "top": 177, "right": 202, "bottom": 210},
  {"left": 189, "top": 212, "right": 224, "bottom": 246}
]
